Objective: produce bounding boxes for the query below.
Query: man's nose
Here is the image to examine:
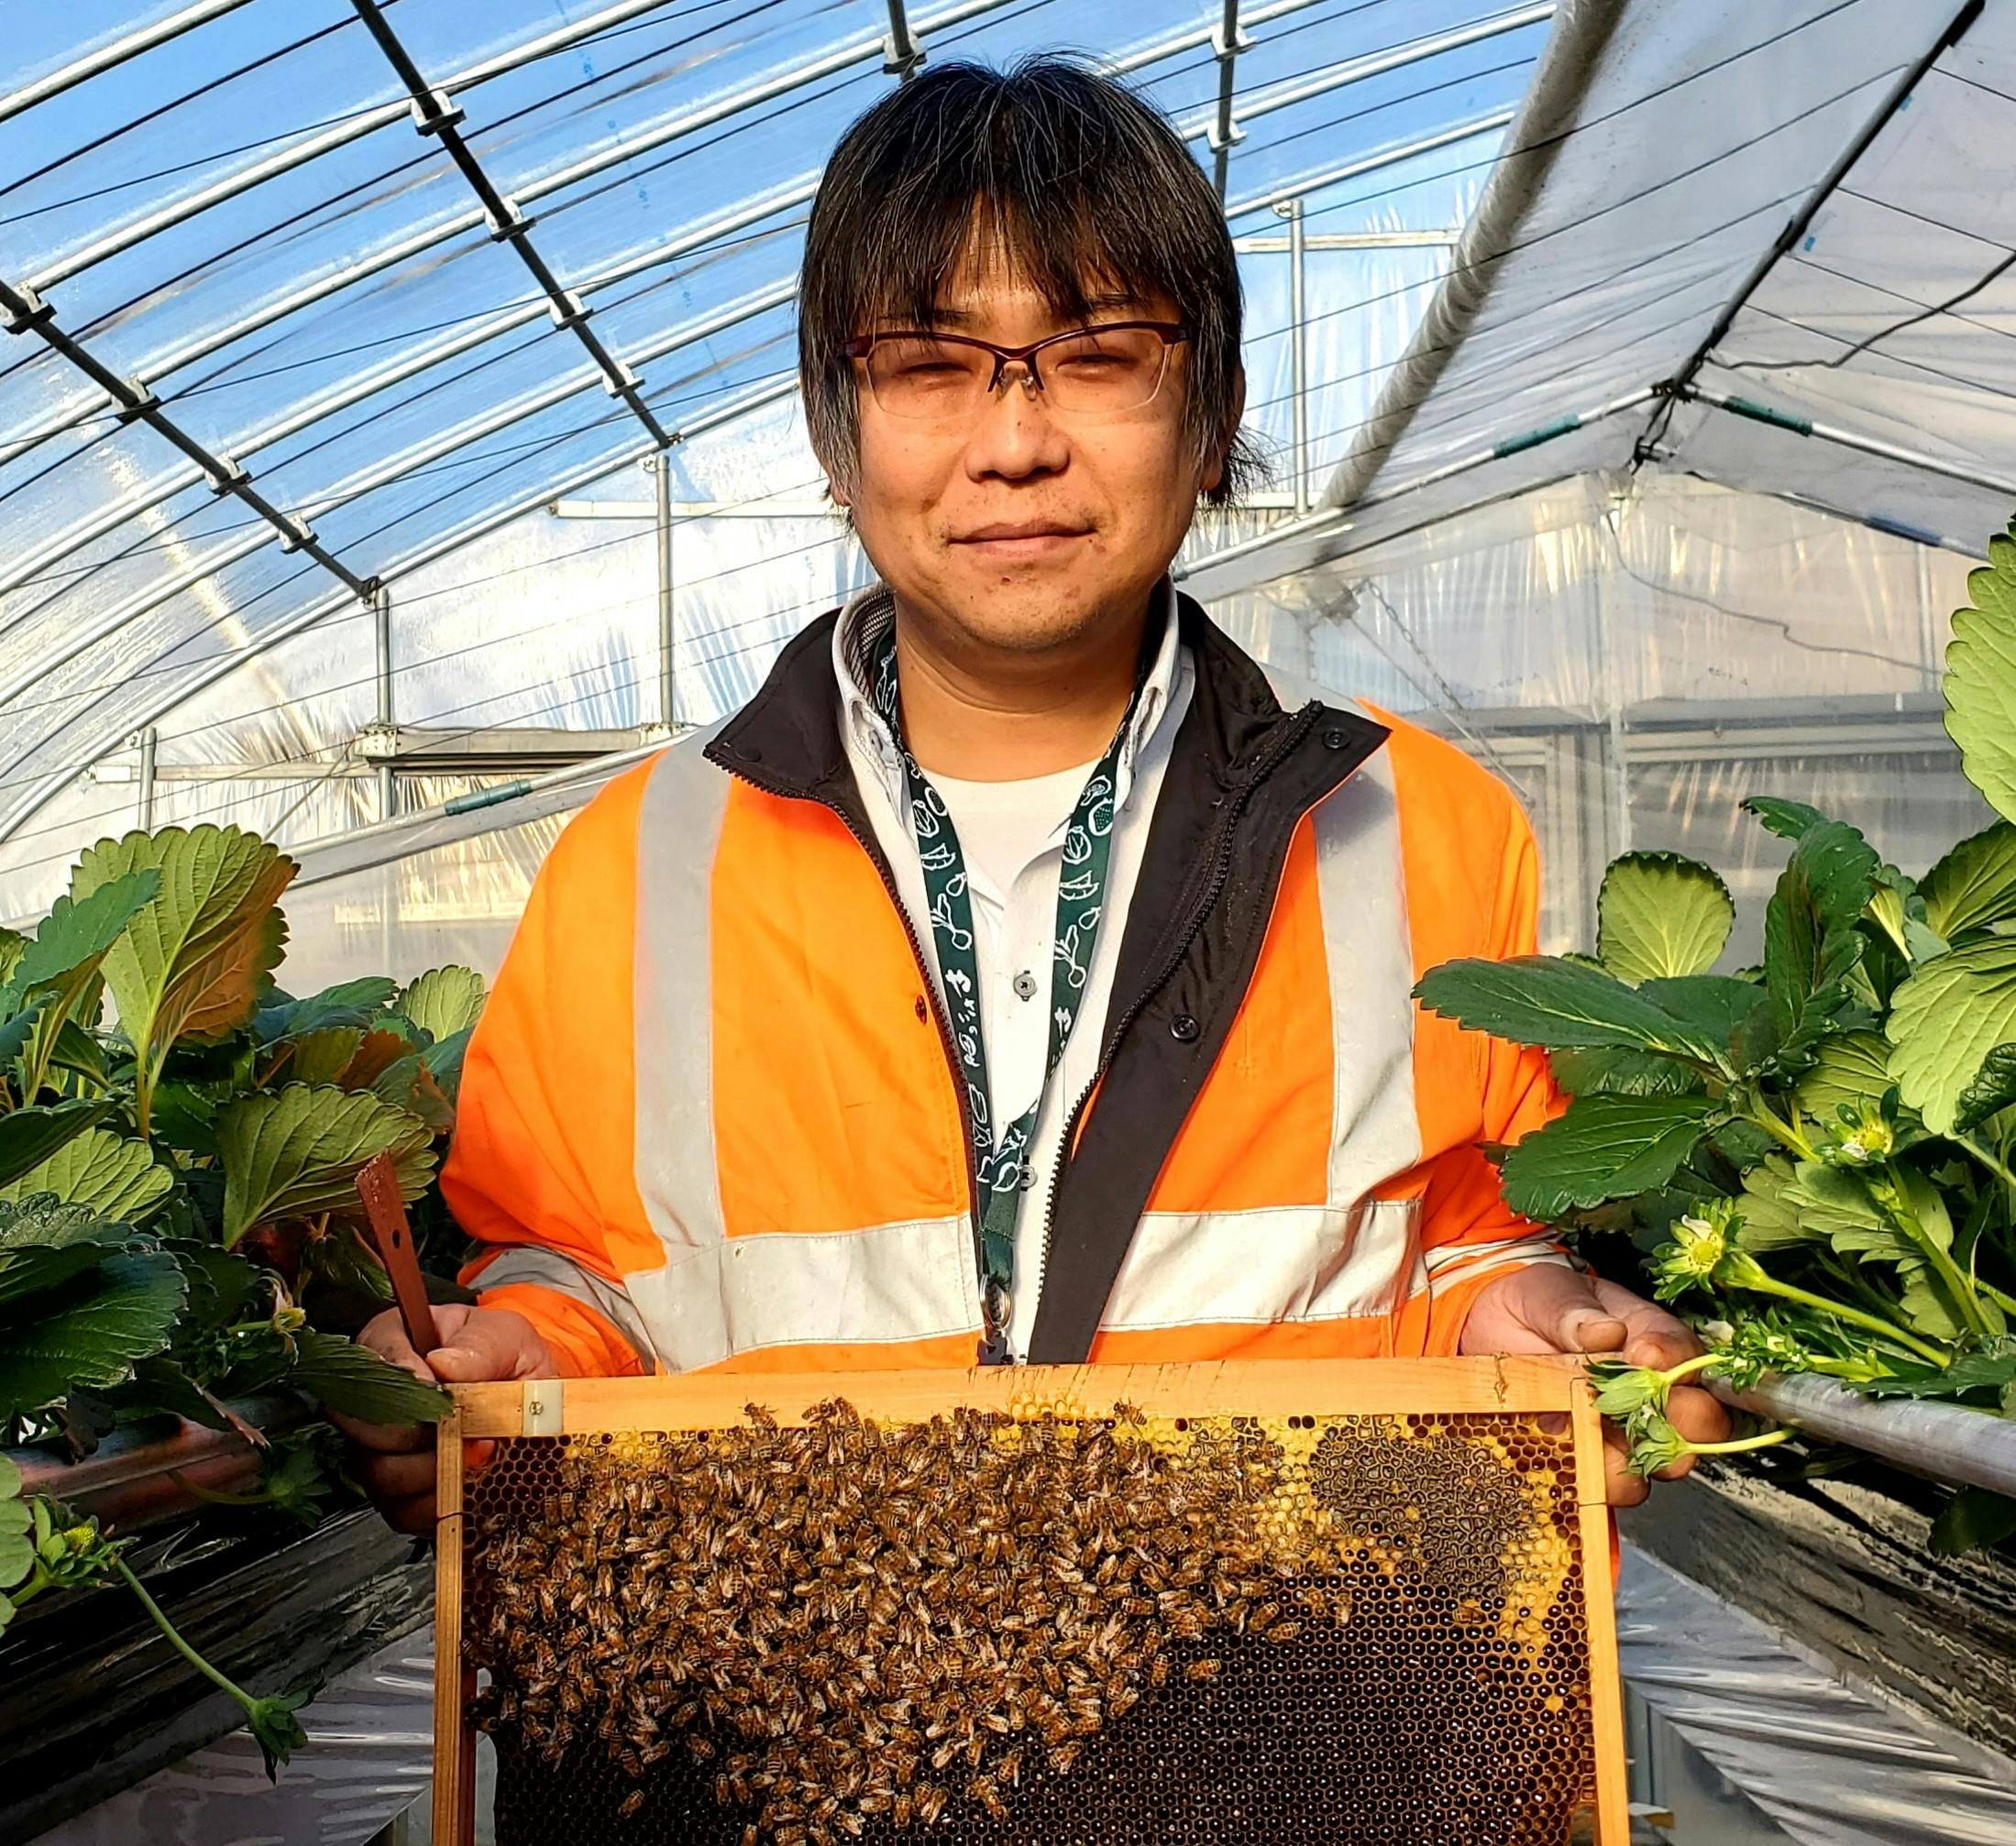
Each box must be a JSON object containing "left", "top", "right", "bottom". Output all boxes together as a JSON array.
[{"left": 962, "top": 366, "right": 1070, "bottom": 478}]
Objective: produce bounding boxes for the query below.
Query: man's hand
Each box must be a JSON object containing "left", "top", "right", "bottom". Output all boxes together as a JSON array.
[
  {"left": 1459, "top": 1265, "right": 1732, "bottom": 1507},
  {"left": 334, "top": 1303, "right": 555, "bottom": 1534}
]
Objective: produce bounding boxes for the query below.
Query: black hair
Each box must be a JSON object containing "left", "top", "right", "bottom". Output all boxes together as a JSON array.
[{"left": 799, "top": 55, "right": 1261, "bottom": 508}]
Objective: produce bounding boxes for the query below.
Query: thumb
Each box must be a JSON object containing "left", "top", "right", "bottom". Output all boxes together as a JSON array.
[{"left": 426, "top": 1308, "right": 550, "bottom": 1382}]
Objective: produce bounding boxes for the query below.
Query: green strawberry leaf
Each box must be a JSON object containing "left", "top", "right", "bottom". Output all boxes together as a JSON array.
[
  {"left": 1742, "top": 796, "right": 1831, "bottom": 842},
  {"left": 1955, "top": 1043, "right": 2016, "bottom": 1133},
  {"left": 215, "top": 1084, "right": 434, "bottom": 1246},
  {"left": 72, "top": 826, "right": 296, "bottom": 1134},
  {"left": 1945, "top": 525, "right": 2016, "bottom": 823},
  {"left": 0, "top": 1128, "right": 172, "bottom": 1223},
  {"left": 1498, "top": 1093, "right": 1724, "bottom": 1220},
  {"left": 0, "top": 1099, "right": 109, "bottom": 1191},
  {"left": 285, "top": 1328, "right": 449, "bottom": 1424},
  {"left": 1762, "top": 819, "right": 1881, "bottom": 1070},
  {"left": 1415, "top": 958, "right": 1731, "bottom": 1069},
  {"left": 0, "top": 1246, "right": 185, "bottom": 1421},
  {"left": 1888, "top": 939, "right": 2016, "bottom": 1134},
  {"left": 393, "top": 966, "right": 485, "bottom": 1045},
  {"left": 1922, "top": 821, "right": 2016, "bottom": 939},
  {"left": 1596, "top": 853, "right": 1734, "bottom": 983}
]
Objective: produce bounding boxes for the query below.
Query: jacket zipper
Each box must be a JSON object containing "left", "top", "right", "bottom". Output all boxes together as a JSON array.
[
  {"left": 1037, "top": 702, "right": 1327, "bottom": 1291},
  {"left": 710, "top": 758, "right": 987, "bottom": 1300}
]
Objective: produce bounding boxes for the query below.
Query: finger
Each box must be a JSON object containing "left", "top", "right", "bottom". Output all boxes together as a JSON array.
[
  {"left": 1666, "top": 1383, "right": 1733, "bottom": 1447},
  {"left": 328, "top": 1408, "right": 432, "bottom": 1454},
  {"left": 352, "top": 1448, "right": 438, "bottom": 1500},
  {"left": 1601, "top": 1424, "right": 1649, "bottom": 1508},
  {"left": 1590, "top": 1278, "right": 1707, "bottom": 1370},
  {"left": 1508, "top": 1265, "right": 1630, "bottom": 1354},
  {"left": 426, "top": 1309, "right": 550, "bottom": 1384},
  {"left": 381, "top": 1492, "right": 437, "bottom": 1537}
]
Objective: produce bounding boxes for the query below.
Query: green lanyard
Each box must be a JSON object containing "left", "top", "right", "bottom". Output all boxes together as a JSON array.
[{"left": 870, "top": 622, "right": 1140, "bottom": 1361}]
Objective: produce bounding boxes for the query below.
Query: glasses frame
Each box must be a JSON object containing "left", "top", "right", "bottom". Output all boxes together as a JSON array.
[{"left": 842, "top": 320, "right": 1190, "bottom": 418}]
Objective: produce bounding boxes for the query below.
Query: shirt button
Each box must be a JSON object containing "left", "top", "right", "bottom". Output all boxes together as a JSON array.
[
  {"left": 1013, "top": 970, "right": 1038, "bottom": 1001},
  {"left": 1171, "top": 1013, "right": 1201, "bottom": 1042},
  {"left": 1322, "top": 725, "right": 1350, "bottom": 750}
]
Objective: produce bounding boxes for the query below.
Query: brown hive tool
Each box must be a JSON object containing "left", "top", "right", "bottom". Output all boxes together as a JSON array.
[{"left": 354, "top": 1148, "right": 438, "bottom": 1356}]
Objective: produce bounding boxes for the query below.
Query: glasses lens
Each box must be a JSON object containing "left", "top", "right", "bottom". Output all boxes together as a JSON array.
[
  {"left": 1041, "top": 326, "right": 1171, "bottom": 414},
  {"left": 865, "top": 335, "right": 991, "bottom": 420}
]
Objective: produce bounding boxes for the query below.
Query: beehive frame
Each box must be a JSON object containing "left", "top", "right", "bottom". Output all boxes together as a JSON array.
[{"left": 435, "top": 1357, "right": 1626, "bottom": 1844}]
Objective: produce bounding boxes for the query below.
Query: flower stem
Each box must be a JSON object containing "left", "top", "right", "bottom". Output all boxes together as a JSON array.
[
  {"left": 1882, "top": 1163, "right": 1995, "bottom": 1340},
  {"left": 1955, "top": 1133, "right": 2016, "bottom": 1192},
  {"left": 1745, "top": 1104, "right": 1817, "bottom": 1163},
  {"left": 1660, "top": 1352, "right": 1724, "bottom": 1390},
  {"left": 113, "top": 1557, "right": 257, "bottom": 1720},
  {"left": 1690, "top": 1428, "right": 1796, "bottom": 1457},
  {"left": 1743, "top": 1271, "right": 1951, "bottom": 1368}
]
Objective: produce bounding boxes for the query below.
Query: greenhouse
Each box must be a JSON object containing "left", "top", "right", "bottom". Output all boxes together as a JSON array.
[{"left": 3, "top": 0, "right": 2016, "bottom": 1841}]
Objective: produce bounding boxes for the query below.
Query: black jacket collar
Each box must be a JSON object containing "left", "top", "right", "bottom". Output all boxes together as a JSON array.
[{"left": 705, "top": 586, "right": 1383, "bottom": 800}]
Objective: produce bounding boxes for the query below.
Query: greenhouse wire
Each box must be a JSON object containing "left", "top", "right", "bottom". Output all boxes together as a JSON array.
[
  {"left": 0, "top": 477, "right": 852, "bottom": 780},
  {"left": 0, "top": 242, "right": 1810, "bottom": 748},
  {"left": 0, "top": 0, "right": 261, "bottom": 128},
  {"left": 0, "top": 5, "right": 1874, "bottom": 595},
  {"left": 0, "top": 338, "right": 799, "bottom": 631},
  {"left": 0, "top": 0, "right": 1819, "bottom": 504},
  {"left": 0, "top": 0, "right": 1919, "bottom": 806},
  {"left": 0, "top": 572, "right": 876, "bottom": 877},
  {"left": 1721, "top": 300, "right": 2016, "bottom": 408},
  {"left": 0, "top": 126, "right": 1814, "bottom": 621},
  {"left": 348, "top": 0, "right": 678, "bottom": 453},
  {"left": 20, "top": 0, "right": 719, "bottom": 295}
]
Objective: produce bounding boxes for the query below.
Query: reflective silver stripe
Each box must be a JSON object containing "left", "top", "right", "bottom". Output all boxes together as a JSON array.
[
  {"left": 475, "top": 1247, "right": 660, "bottom": 1370},
  {"left": 1103, "top": 1198, "right": 1421, "bottom": 1328},
  {"left": 622, "top": 1217, "right": 981, "bottom": 1372},
  {"left": 633, "top": 727, "right": 733, "bottom": 1276},
  {"left": 1425, "top": 1237, "right": 1572, "bottom": 1285},
  {"left": 1308, "top": 744, "right": 1425, "bottom": 1205}
]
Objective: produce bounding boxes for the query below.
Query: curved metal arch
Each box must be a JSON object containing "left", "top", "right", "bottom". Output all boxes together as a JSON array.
[
  {"left": 0, "top": 280, "right": 799, "bottom": 712},
  {"left": 0, "top": 373, "right": 799, "bottom": 850}
]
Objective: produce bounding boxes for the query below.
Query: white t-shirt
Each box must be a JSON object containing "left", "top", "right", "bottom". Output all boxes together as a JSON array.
[{"left": 931, "top": 759, "right": 1099, "bottom": 1148}]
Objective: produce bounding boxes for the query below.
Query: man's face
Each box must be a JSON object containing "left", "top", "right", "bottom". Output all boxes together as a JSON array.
[{"left": 831, "top": 246, "right": 1238, "bottom": 659}]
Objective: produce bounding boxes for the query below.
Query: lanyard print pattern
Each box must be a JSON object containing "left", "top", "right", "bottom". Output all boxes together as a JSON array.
[{"left": 870, "top": 621, "right": 1139, "bottom": 1361}]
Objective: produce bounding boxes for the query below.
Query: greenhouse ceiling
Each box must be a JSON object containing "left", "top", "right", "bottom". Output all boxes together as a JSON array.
[{"left": 0, "top": 0, "right": 2012, "bottom": 890}]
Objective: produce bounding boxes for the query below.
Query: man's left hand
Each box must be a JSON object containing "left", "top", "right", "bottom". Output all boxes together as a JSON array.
[{"left": 1459, "top": 1264, "right": 1733, "bottom": 1507}]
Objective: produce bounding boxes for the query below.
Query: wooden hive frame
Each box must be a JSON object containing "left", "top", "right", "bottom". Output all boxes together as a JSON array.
[{"left": 433, "top": 1357, "right": 1627, "bottom": 1844}]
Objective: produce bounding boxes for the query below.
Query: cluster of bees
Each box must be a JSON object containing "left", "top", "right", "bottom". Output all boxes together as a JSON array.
[
  {"left": 1308, "top": 1422, "right": 1535, "bottom": 1595},
  {"left": 464, "top": 1401, "right": 1568, "bottom": 1844}
]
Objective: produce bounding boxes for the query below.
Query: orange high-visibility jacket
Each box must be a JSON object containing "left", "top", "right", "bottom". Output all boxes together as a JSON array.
[{"left": 443, "top": 592, "right": 1564, "bottom": 1378}]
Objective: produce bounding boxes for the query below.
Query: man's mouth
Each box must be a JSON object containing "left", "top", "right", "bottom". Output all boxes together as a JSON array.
[{"left": 952, "top": 522, "right": 1093, "bottom": 558}]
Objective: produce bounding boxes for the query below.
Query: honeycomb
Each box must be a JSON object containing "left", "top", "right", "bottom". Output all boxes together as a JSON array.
[{"left": 458, "top": 1397, "right": 1598, "bottom": 1844}]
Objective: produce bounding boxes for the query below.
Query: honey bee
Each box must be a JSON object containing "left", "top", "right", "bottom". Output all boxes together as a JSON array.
[{"left": 1184, "top": 1658, "right": 1224, "bottom": 1684}]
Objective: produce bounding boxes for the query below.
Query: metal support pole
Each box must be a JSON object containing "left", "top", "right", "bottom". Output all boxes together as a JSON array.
[
  {"left": 1916, "top": 535, "right": 1939, "bottom": 693},
  {"left": 654, "top": 456, "right": 677, "bottom": 731},
  {"left": 137, "top": 728, "right": 158, "bottom": 831},
  {"left": 884, "top": 0, "right": 924, "bottom": 78},
  {"left": 1209, "top": 0, "right": 1244, "bottom": 200},
  {"left": 373, "top": 583, "right": 396, "bottom": 823},
  {"left": 1279, "top": 198, "right": 1309, "bottom": 514}
]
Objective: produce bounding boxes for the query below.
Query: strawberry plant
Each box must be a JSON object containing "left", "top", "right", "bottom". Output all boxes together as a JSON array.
[
  {"left": 0, "top": 822, "right": 488, "bottom": 1771},
  {"left": 1417, "top": 517, "right": 2016, "bottom": 1548}
]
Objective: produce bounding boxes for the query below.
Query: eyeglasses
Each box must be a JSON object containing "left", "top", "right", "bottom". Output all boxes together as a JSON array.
[{"left": 843, "top": 321, "right": 1189, "bottom": 424}]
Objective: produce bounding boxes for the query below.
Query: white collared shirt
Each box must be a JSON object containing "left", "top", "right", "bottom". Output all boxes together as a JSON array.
[{"left": 833, "top": 580, "right": 1195, "bottom": 1359}]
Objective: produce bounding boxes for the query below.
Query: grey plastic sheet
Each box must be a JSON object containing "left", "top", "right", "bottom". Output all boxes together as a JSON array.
[
  {"left": 32, "top": 1635, "right": 433, "bottom": 1846},
  {"left": 1616, "top": 1545, "right": 2016, "bottom": 1846}
]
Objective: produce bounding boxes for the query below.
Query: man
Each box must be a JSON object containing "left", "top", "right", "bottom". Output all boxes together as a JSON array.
[{"left": 345, "top": 57, "right": 1727, "bottom": 1530}]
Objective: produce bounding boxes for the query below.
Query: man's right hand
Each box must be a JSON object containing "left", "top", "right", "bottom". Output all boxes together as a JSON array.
[{"left": 335, "top": 1303, "right": 555, "bottom": 1534}]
